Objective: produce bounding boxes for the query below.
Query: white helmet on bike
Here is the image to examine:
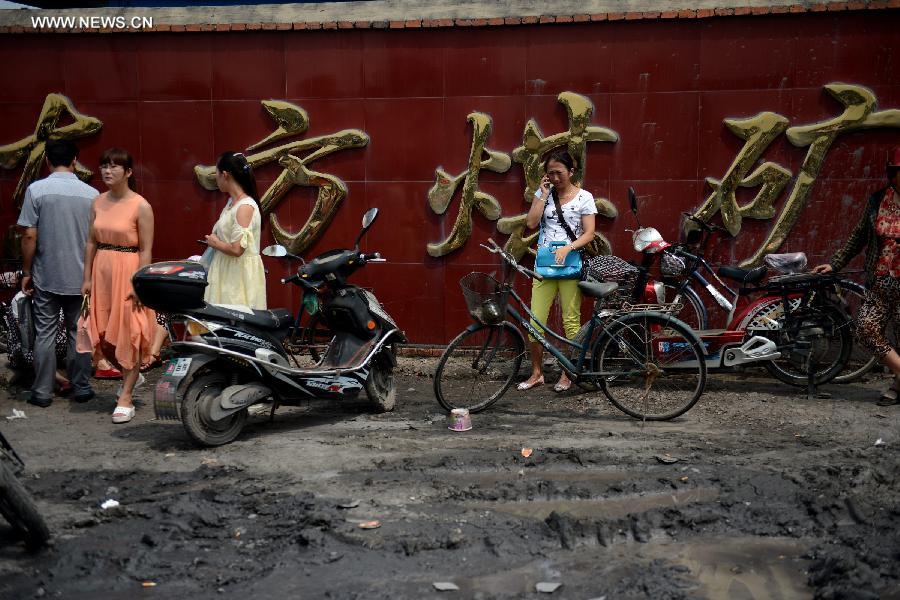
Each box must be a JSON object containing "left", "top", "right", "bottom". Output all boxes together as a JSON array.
[{"left": 632, "top": 227, "right": 670, "bottom": 254}]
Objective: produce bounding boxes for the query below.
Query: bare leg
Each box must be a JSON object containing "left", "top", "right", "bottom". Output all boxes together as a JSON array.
[
  {"left": 54, "top": 371, "right": 70, "bottom": 392},
  {"left": 876, "top": 350, "right": 900, "bottom": 406},
  {"left": 882, "top": 349, "right": 900, "bottom": 389},
  {"left": 516, "top": 341, "right": 545, "bottom": 390},
  {"left": 116, "top": 363, "right": 141, "bottom": 410},
  {"left": 150, "top": 324, "right": 167, "bottom": 357},
  {"left": 141, "top": 325, "right": 168, "bottom": 370}
]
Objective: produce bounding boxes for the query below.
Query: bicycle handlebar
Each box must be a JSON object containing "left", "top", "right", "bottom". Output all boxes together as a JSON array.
[
  {"left": 670, "top": 245, "right": 700, "bottom": 262},
  {"left": 682, "top": 212, "right": 727, "bottom": 234},
  {"left": 480, "top": 238, "right": 544, "bottom": 281}
]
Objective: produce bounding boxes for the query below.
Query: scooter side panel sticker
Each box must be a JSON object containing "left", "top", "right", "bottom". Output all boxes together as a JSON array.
[{"left": 304, "top": 375, "right": 365, "bottom": 395}]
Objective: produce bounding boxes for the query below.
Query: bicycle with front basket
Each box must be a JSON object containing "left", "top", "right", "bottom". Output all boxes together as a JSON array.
[{"left": 433, "top": 239, "right": 708, "bottom": 421}]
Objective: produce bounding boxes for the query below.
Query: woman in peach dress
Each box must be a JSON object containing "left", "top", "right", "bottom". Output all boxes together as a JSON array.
[{"left": 81, "top": 148, "right": 156, "bottom": 424}]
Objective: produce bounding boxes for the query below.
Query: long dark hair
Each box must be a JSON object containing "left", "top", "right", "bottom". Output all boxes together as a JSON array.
[
  {"left": 217, "top": 151, "right": 258, "bottom": 201},
  {"left": 99, "top": 147, "right": 136, "bottom": 191},
  {"left": 543, "top": 151, "right": 576, "bottom": 173}
]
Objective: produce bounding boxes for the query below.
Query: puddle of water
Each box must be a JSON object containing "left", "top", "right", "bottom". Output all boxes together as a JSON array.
[
  {"left": 451, "top": 469, "right": 631, "bottom": 486},
  {"left": 646, "top": 536, "right": 812, "bottom": 600},
  {"left": 468, "top": 486, "right": 720, "bottom": 520},
  {"left": 340, "top": 468, "right": 635, "bottom": 489},
  {"left": 402, "top": 534, "right": 809, "bottom": 598}
]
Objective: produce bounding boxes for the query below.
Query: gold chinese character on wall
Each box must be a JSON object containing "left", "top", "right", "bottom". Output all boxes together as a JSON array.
[
  {"left": 427, "top": 92, "right": 619, "bottom": 260},
  {"left": 693, "top": 83, "right": 900, "bottom": 267},
  {"left": 426, "top": 112, "right": 511, "bottom": 257},
  {"left": 498, "top": 92, "right": 619, "bottom": 260},
  {"left": 0, "top": 93, "right": 102, "bottom": 209},
  {"left": 194, "top": 100, "right": 369, "bottom": 254}
]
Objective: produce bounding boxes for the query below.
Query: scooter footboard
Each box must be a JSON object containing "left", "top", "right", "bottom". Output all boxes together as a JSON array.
[
  {"left": 153, "top": 354, "right": 218, "bottom": 420},
  {"left": 320, "top": 330, "right": 399, "bottom": 369}
]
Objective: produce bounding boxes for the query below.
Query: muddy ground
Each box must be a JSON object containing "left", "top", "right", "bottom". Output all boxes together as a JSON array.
[{"left": 0, "top": 358, "right": 897, "bottom": 600}]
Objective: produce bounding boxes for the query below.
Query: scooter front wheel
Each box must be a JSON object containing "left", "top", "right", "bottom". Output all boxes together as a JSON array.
[
  {"left": 181, "top": 372, "right": 247, "bottom": 447},
  {"left": 0, "top": 459, "right": 50, "bottom": 551},
  {"left": 365, "top": 347, "right": 397, "bottom": 412}
]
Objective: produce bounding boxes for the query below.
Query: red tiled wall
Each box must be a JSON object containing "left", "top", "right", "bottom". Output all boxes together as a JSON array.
[{"left": 0, "top": 11, "right": 897, "bottom": 343}]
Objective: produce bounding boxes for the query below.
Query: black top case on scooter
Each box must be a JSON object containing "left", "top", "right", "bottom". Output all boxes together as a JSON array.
[{"left": 132, "top": 261, "right": 208, "bottom": 312}]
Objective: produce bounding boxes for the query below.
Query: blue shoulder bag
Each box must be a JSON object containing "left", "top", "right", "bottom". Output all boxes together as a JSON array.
[{"left": 534, "top": 192, "right": 582, "bottom": 279}]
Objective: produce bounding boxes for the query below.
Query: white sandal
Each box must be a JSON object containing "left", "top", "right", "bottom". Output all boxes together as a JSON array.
[
  {"left": 111, "top": 405, "right": 135, "bottom": 424},
  {"left": 517, "top": 375, "right": 544, "bottom": 391}
]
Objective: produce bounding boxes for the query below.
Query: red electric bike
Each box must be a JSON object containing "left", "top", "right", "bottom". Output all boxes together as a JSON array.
[{"left": 576, "top": 189, "right": 853, "bottom": 390}]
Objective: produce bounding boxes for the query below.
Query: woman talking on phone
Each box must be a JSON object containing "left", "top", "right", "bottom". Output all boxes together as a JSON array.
[{"left": 518, "top": 151, "right": 597, "bottom": 393}]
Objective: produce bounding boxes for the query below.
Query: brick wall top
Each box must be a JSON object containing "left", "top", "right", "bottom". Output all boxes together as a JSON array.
[{"left": 0, "top": 0, "right": 896, "bottom": 32}]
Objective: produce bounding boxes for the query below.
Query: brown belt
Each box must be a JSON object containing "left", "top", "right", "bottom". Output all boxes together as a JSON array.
[{"left": 97, "top": 243, "right": 139, "bottom": 253}]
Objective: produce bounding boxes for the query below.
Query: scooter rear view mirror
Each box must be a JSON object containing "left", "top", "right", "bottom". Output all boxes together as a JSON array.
[
  {"left": 361, "top": 207, "right": 378, "bottom": 229},
  {"left": 262, "top": 245, "right": 287, "bottom": 257},
  {"left": 628, "top": 187, "right": 641, "bottom": 227},
  {"left": 355, "top": 207, "right": 379, "bottom": 247}
]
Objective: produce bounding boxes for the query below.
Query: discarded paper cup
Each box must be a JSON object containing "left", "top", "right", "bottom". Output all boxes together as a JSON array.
[{"left": 448, "top": 408, "right": 472, "bottom": 432}]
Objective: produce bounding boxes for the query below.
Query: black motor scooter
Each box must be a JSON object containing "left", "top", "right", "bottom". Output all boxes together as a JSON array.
[
  {"left": 0, "top": 428, "right": 50, "bottom": 550},
  {"left": 133, "top": 208, "right": 405, "bottom": 447}
]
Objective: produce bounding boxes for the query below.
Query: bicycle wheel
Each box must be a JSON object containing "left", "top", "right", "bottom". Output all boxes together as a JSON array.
[
  {"left": 0, "top": 318, "right": 8, "bottom": 354},
  {"left": 570, "top": 310, "right": 619, "bottom": 392},
  {"left": 662, "top": 283, "right": 707, "bottom": 331},
  {"left": 434, "top": 322, "right": 526, "bottom": 413},
  {"left": 831, "top": 280, "right": 885, "bottom": 383},
  {"left": 761, "top": 301, "right": 853, "bottom": 387},
  {"left": 286, "top": 313, "right": 332, "bottom": 367},
  {"left": 593, "top": 312, "right": 706, "bottom": 420},
  {"left": 0, "top": 460, "right": 50, "bottom": 551}
]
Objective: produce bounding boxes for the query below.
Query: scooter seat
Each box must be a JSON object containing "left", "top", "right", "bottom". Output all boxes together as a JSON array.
[
  {"left": 193, "top": 304, "right": 295, "bottom": 330},
  {"left": 578, "top": 281, "right": 619, "bottom": 299},
  {"left": 244, "top": 308, "right": 295, "bottom": 330},
  {"left": 717, "top": 265, "right": 767, "bottom": 284}
]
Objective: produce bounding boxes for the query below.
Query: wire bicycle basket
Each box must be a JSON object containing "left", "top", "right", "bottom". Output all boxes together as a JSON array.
[
  {"left": 460, "top": 272, "right": 509, "bottom": 326},
  {"left": 661, "top": 253, "right": 687, "bottom": 277},
  {"left": 583, "top": 255, "right": 639, "bottom": 309}
]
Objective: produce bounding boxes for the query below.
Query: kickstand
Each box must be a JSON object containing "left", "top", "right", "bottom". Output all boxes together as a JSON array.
[
  {"left": 806, "top": 359, "right": 817, "bottom": 401},
  {"left": 806, "top": 354, "right": 831, "bottom": 399},
  {"left": 269, "top": 401, "right": 278, "bottom": 422},
  {"left": 796, "top": 339, "right": 818, "bottom": 400}
]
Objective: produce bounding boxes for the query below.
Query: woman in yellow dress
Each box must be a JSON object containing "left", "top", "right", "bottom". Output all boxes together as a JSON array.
[{"left": 203, "top": 151, "right": 266, "bottom": 309}]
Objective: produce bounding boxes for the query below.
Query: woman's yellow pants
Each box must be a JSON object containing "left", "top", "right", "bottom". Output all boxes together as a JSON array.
[{"left": 528, "top": 277, "right": 582, "bottom": 341}]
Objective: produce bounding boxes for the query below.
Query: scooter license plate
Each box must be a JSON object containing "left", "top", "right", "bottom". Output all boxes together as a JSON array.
[{"left": 164, "top": 357, "right": 192, "bottom": 378}]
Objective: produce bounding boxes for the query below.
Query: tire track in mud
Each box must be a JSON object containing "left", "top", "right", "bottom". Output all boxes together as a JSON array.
[{"left": 0, "top": 373, "right": 897, "bottom": 598}]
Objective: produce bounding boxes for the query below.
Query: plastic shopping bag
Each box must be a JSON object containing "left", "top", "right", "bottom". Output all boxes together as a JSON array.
[
  {"left": 12, "top": 292, "right": 35, "bottom": 353},
  {"left": 76, "top": 294, "right": 93, "bottom": 354}
]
